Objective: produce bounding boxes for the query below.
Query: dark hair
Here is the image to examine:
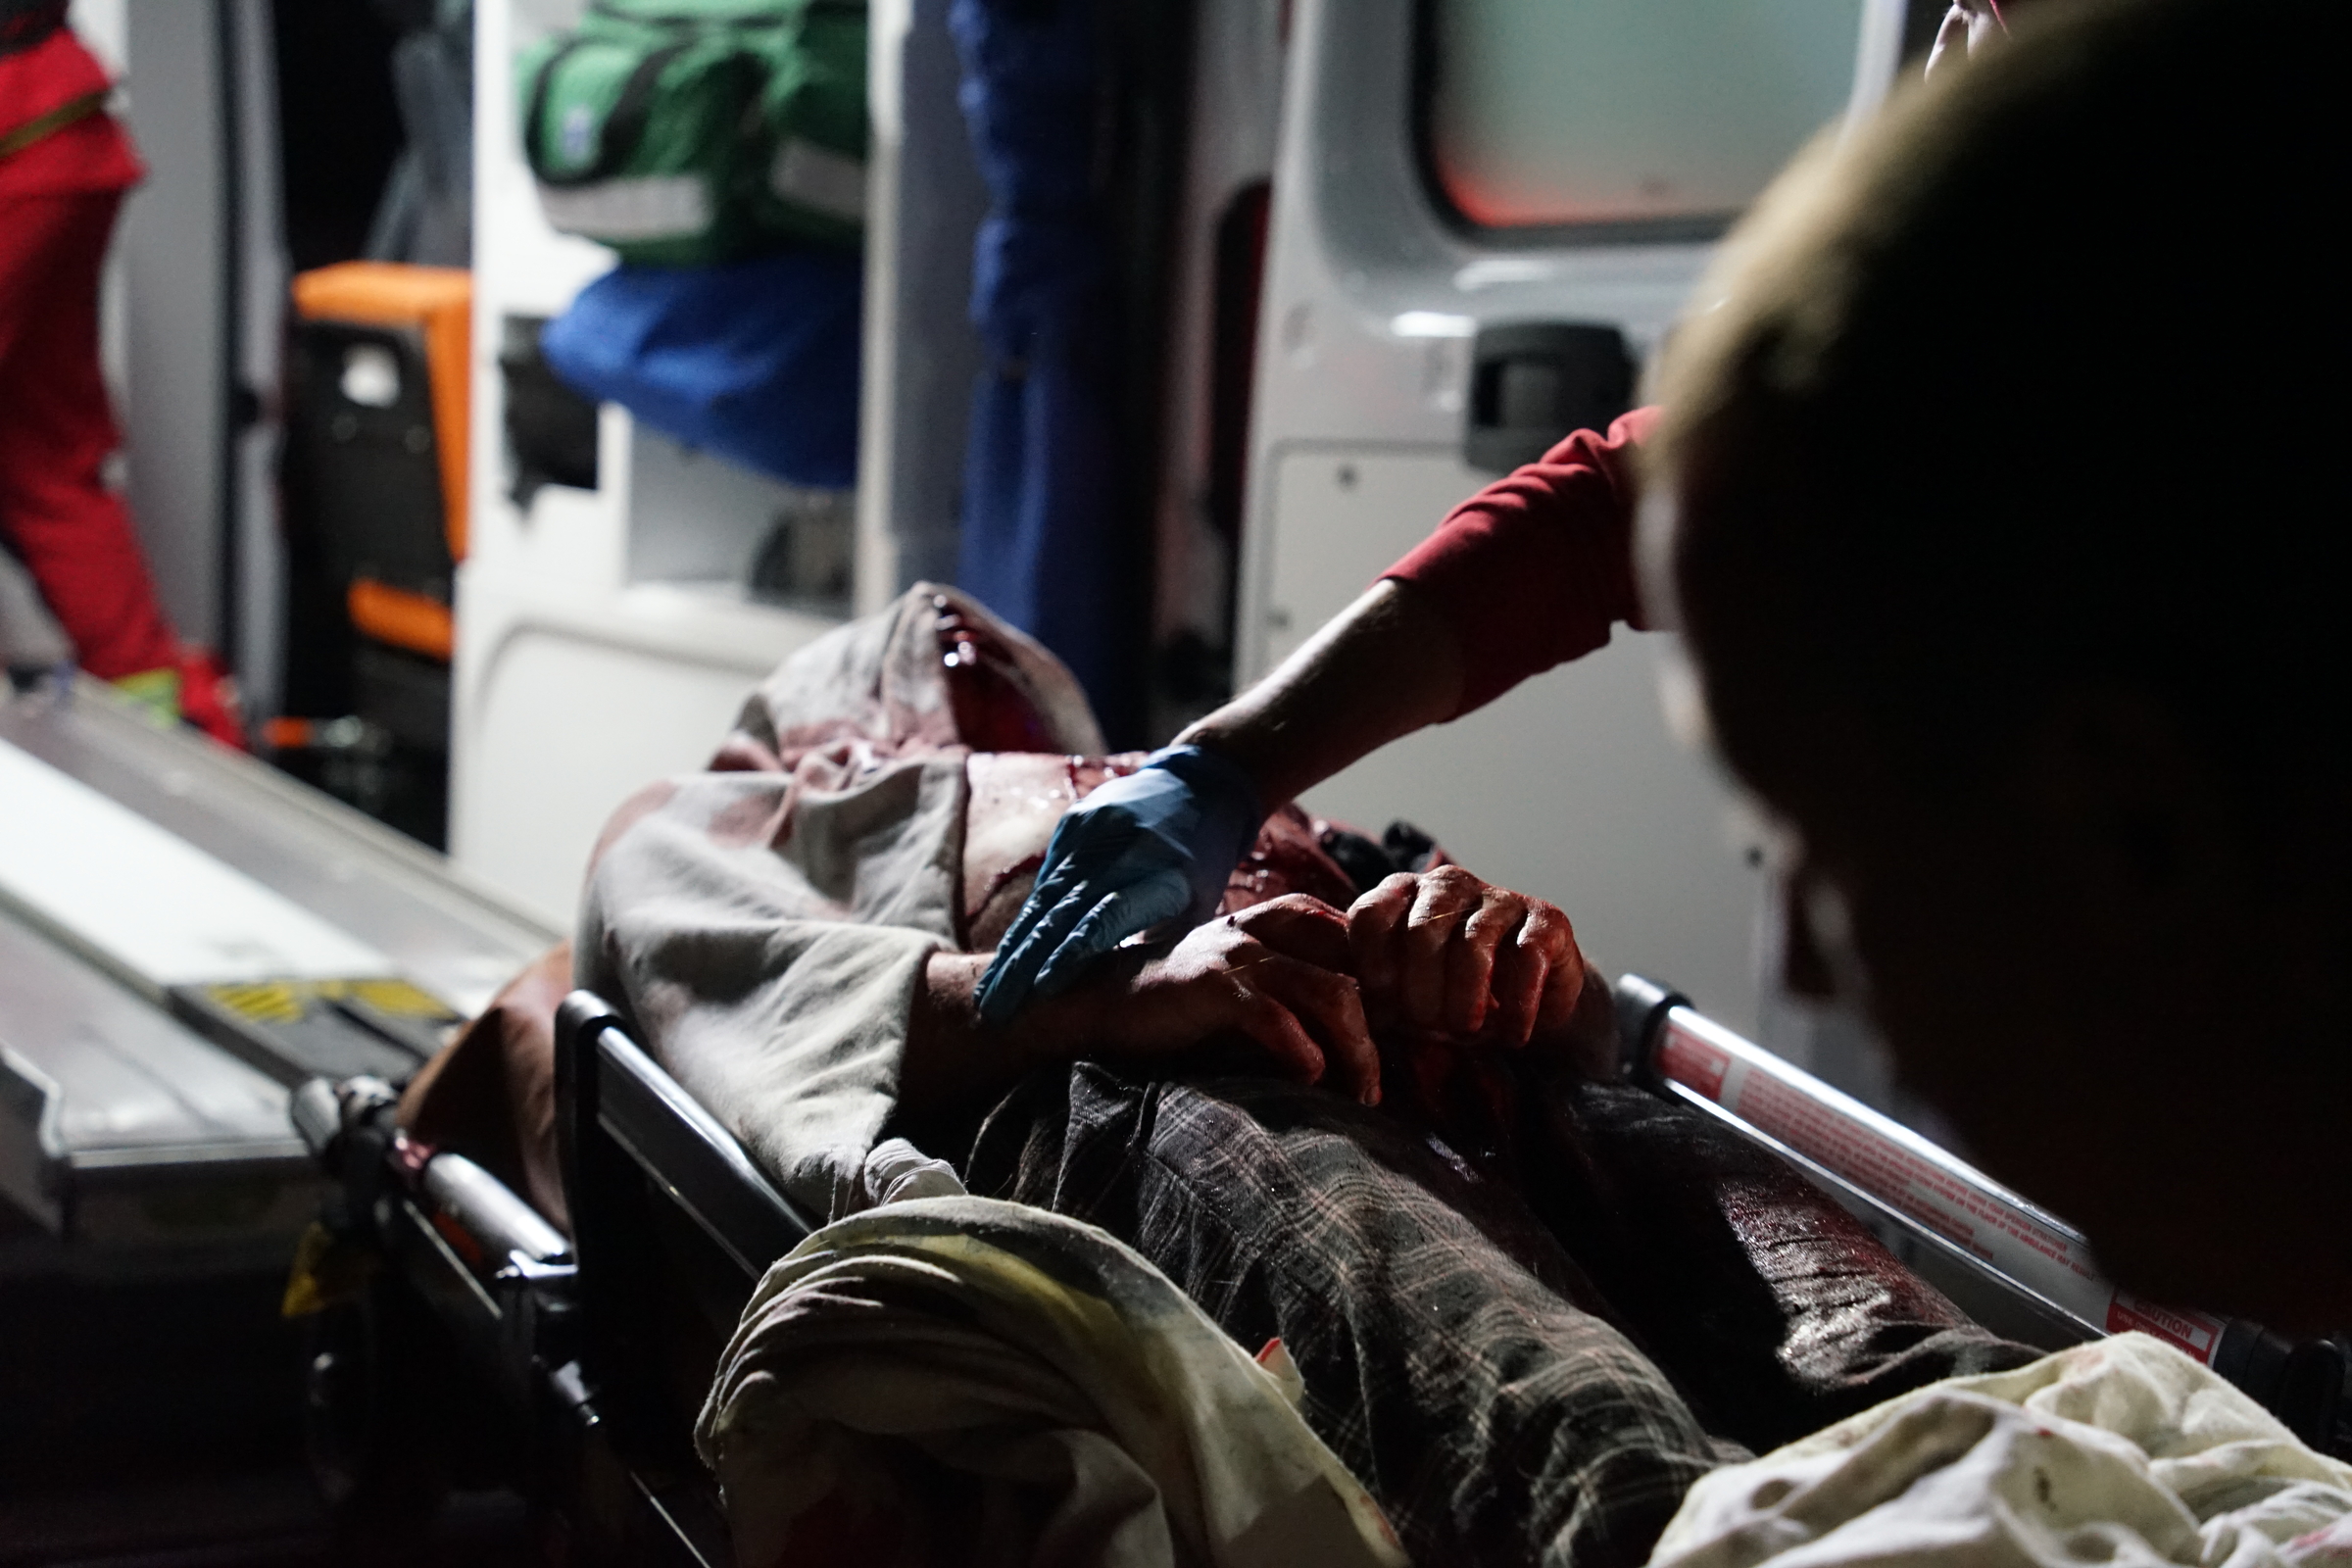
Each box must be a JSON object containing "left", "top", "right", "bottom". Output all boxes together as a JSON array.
[{"left": 1654, "top": 0, "right": 2343, "bottom": 793}]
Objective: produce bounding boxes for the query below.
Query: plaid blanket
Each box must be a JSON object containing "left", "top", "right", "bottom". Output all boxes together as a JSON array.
[{"left": 967, "top": 1063, "right": 2035, "bottom": 1567}]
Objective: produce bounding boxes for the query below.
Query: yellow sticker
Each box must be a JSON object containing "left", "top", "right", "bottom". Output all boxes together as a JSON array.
[
  {"left": 201, "top": 977, "right": 458, "bottom": 1024},
  {"left": 350, "top": 978, "right": 456, "bottom": 1018},
  {"left": 207, "top": 980, "right": 306, "bottom": 1025}
]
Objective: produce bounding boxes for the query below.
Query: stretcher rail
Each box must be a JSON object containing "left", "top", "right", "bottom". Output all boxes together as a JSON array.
[
  {"left": 1615, "top": 974, "right": 2350, "bottom": 1457},
  {"left": 561, "top": 993, "right": 814, "bottom": 1278}
]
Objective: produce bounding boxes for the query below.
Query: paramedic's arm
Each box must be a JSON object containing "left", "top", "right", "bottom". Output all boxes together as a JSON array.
[
  {"left": 977, "top": 409, "right": 1654, "bottom": 1020},
  {"left": 1174, "top": 578, "right": 1465, "bottom": 810},
  {"left": 1182, "top": 406, "right": 1657, "bottom": 799}
]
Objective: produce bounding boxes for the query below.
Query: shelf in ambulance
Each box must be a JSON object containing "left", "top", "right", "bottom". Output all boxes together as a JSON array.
[{"left": 0, "top": 682, "right": 558, "bottom": 1265}]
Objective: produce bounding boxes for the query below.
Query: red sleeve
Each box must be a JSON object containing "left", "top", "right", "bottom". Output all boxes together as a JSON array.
[
  {"left": 1383, "top": 406, "right": 1656, "bottom": 717},
  {"left": 0, "top": 31, "right": 142, "bottom": 198}
]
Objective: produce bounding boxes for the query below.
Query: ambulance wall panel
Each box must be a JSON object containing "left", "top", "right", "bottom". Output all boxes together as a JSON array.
[
  {"left": 451, "top": 576, "right": 831, "bottom": 927},
  {"left": 1239, "top": 0, "right": 1908, "bottom": 1043},
  {"left": 117, "top": 0, "right": 228, "bottom": 653}
]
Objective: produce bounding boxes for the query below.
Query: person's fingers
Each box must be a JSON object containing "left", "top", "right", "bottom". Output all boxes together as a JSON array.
[
  {"left": 1448, "top": 894, "right": 1523, "bottom": 1035},
  {"left": 1032, "top": 867, "right": 1191, "bottom": 1000},
  {"left": 1017, "top": 795, "right": 1182, "bottom": 935},
  {"left": 974, "top": 884, "right": 1071, "bottom": 1023},
  {"left": 1488, "top": 917, "right": 1550, "bottom": 1046},
  {"left": 1347, "top": 873, "right": 1417, "bottom": 1004},
  {"left": 1399, "top": 867, "right": 1480, "bottom": 1028},
  {"left": 1231, "top": 894, "right": 1350, "bottom": 971},
  {"left": 977, "top": 810, "right": 1137, "bottom": 1019},
  {"left": 1524, "top": 902, "right": 1588, "bottom": 1037},
  {"left": 1021, "top": 809, "right": 1117, "bottom": 906},
  {"left": 1227, "top": 989, "right": 1326, "bottom": 1087},
  {"left": 987, "top": 886, "right": 1052, "bottom": 970},
  {"left": 1252, "top": 953, "right": 1379, "bottom": 1103}
]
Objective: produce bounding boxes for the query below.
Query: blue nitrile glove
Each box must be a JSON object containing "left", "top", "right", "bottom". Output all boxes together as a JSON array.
[{"left": 975, "top": 744, "right": 1263, "bottom": 1024}]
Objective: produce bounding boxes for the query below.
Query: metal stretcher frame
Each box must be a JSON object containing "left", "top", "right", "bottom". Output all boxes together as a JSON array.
[
  {"left": 548, "top": 990, "right": 816, "bottom": 1560},
  {"left": 299, "top": 975, "right": 2346, "bottom": 1552},
  {"left": 294, "top": 992, "right": 813, "bottom": 1564}
]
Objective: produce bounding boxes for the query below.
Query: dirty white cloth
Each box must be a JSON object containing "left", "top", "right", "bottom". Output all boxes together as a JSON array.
[
  {"left": 1652, "top": 1333, "right": 2352, "bottom": 1568},
  {"left": 696, "top": 1194, "right": 1407, "bottom": 1568},
  {"left": 834, "top": 1135, "right": 967, "bottom": 1217}
]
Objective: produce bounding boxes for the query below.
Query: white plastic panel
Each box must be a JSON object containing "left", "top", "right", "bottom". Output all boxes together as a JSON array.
[
  {"left": 1264, "top": 447, "right": 1764, "bottom": 1028},
  {"left": 452, "top": 577, "right": 834, "bottom": 925},
  {"left": 628, "top": 425, "right": 839, "bottom": 589},
  {"left": 115, "top": 0, "right": 228, "bottom": 651},
  {"left": 459, "top": 0, "right": 852, "bottom": 928}
]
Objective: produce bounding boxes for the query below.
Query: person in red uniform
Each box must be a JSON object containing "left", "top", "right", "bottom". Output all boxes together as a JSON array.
[
  {"left": 0, "top": 1, "right": 239, "bottom": 742},
  {"left": 976, "top": 1, "right": 2028, "bottom": 1029}
]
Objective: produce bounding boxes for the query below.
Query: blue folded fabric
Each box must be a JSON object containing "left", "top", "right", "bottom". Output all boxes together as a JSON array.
[
  {"left": 541, "top": 247, "right": 863, "bottom": 490},
  {"left": 950, "top": 0, "right": 1126, "bottom": 723}
]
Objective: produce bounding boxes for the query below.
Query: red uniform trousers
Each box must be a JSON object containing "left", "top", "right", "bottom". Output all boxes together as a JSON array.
[{"left": 0, "top": 181, "right": 179, "bottom": 680}]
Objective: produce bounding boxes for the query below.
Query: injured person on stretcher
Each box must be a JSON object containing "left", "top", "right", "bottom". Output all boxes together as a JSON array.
[{"left": 401, "top": 584, "right": 2350, "bottom": 1567}]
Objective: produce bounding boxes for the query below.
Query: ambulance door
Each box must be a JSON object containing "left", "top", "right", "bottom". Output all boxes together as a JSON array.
[{"left": 1243, "top": 0, "right": 1916, "bottom": 1040}]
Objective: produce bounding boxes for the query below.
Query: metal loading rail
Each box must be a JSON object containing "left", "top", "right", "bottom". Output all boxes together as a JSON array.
[
  {"left": 1613, "top": 974, "right": 2350, "bottom": 1459},
  {"left": 1, "top": 680, "right": 556, "bottom": 1271}
]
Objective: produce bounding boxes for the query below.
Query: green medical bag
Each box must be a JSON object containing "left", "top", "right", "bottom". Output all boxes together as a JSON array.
[
  {"left": 753, "top": 0, "right": 869, "bottom": 247},
  {"left": 517, "top": 0, "right": 866, "bottom": 266}
]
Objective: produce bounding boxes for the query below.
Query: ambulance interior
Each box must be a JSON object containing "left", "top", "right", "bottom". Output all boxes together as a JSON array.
[{"left": 1, "top": 0, "right": 2342, "bottom": 1561}]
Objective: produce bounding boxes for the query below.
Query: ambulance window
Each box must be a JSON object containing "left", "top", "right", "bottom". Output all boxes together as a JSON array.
[{"left": 1423, "top": 0, "right": 1868, "bottom": 235}]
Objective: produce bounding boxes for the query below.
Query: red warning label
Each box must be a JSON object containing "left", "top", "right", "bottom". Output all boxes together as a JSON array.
[
  {"left": 2106, "top": 1293, "right": 2225, "bottom": 1363},
  {"left": 1658, "top": 1022, "right": 1731, "bottom": 1099}
]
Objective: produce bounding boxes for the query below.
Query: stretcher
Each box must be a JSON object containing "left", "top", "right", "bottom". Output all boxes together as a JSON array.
[{"left": 294, "top": 974, "right": 2351, "bottom": 1557}]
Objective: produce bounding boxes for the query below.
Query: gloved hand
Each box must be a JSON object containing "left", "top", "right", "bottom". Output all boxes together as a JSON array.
[{"left": 975, "top": 744, "right": 1263, "bottom": 1025}]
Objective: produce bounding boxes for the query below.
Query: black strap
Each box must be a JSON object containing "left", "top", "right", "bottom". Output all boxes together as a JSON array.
[
  {"left": 524, "top": 37, "right": 695, "bottom": 188},
  {"left": 0, "top": 0, "right": 69, "bottom": 59},
  {"left": 521, "top": 36, "right": 591, "bottom": 182},
  {"left": 0, "top": 86, "right": 103, "bottom": 158}
]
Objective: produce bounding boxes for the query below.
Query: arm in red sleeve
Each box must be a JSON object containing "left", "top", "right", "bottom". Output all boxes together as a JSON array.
[{"left": 1383, "top": 406, "right": 1656, "bottom": 718}]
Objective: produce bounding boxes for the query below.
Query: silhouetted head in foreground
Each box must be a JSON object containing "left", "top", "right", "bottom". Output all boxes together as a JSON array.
[{"left": 1652, "top": 0, "right": 2349, "bottom": 1330}]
